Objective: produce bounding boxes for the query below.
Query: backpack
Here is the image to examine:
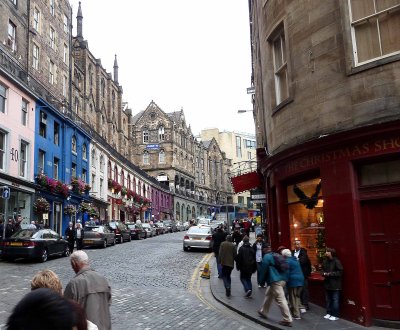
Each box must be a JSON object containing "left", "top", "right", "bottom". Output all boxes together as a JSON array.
[{"left": 272, "top": 253, "right": 289, "bottom": 273}]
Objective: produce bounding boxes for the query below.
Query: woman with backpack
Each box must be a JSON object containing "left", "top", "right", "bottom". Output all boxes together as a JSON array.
[
  {"left": 281, "top": 249, "right": 305, "bottom": 320},
  {"left": 235, "top": 236, "right": 257, "bottom": 297}
]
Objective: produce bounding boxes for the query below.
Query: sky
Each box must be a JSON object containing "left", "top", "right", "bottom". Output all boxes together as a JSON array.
[{"left": 69, "top": 0, "right": 255, "bottom": 136}]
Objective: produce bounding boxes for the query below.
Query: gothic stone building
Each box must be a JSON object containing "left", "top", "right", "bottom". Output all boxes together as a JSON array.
[{"left": 131, "top": 101, "right": 233, "bottom": 221}]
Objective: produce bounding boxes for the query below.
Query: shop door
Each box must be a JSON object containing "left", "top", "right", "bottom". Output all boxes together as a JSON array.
[{"left": 362, "top": 199, "right": 400, "bottom": 320}]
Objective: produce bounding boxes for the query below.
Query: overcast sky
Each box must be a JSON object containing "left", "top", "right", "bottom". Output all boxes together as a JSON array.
[{"left": 69, "top": 0, "right": 255, "bottom": 136}]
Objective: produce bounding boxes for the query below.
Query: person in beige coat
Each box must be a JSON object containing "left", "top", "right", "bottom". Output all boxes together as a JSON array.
[
  {"left": 64, "top": 250, "right": 111, "bottom": 330},
  {"left": 218, "top": 235, "right": 237, "bottom": 297}
]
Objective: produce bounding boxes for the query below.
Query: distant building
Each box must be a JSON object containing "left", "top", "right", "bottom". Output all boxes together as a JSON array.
[
  {"left": 130, "top": 102, "right": 233, "bottom": 221},
  {"left": 199, "top": 128, "right": 256, "bottom": 207},
  {"left": 249, "top": 0, "right": 400, "bottom": 327}
]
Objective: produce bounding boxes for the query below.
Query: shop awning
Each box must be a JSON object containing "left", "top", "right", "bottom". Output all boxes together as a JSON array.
[{"left": 230, "top": 171, "right": 263, "bottom": 194}]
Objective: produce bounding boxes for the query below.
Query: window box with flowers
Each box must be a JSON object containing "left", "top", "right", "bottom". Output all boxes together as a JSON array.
[
  {"left": 126, "top": 189, "right": 134, "bottom": 200},
  {"left": 71, "top": 177, "right": 86, "bottom": 195},
  {"left": 84, "top": 184, "right": 91, "bottom": 194},
  {"left": 121, "top": 187, "right": 127, "bottom": 197},
  {"left": 33, "top": 197, "right": 50, "bottom": 215},
  {"left": 108, "top": 179, "right": 122, "bottom": 194},
  {"left": 35, "top": 173, "right": 69, "bottom": 199}
]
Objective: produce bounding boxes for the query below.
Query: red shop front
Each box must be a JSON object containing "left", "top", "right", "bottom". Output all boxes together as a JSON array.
[{"left": 257, "top": 120, "right": 400, "bottom": 327}]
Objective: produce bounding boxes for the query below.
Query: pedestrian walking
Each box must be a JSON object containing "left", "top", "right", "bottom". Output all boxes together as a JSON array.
[
  {"left": 64, "top": 250, "right": 111, "bottom": 330},
  {"left": 218, "top": 235, "right": 237, "bottom": 297},
  {"left": 281, "top": 249, "right": 304, "bottom": 320},
  {"left": 212, "top": 225, "right": 227, "bottom": 278},
  {"left": 257, "top": 245, "right": 293, "bottom": 327},
  {"left": 292, "top": 240, "right": 311, "bottom": 311},
  {"left": 235, "top": 236, "right": 257, "bottom": 297},
  {"left": 252, "top": 233, "right": 269, "bottom": 288},
  {"left": 322, "top": 247, "right": 343, "bottom": 321},
  {"left": 75, "top": 222, "right": 84, "bottom": 250},
  {"left": 65, "top": 222, "right": 75, "bottom": 254},
  {"left": 232, "top": 227, "right": 242, "bottom": 246}
]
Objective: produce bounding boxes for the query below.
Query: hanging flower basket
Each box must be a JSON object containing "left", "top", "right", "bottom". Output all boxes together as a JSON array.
[
  {"left": 64, "top": 204, "right": 76, "bottom": 216},
  {"left": 33, "top": 197, "right": 50, "bottom": 215},
  {"left": 89, "top": 207, "right": 99, "bottom": 218},
  {"left": 78, "top": 201, "right": 91, "bottom": 213},
  {"left": 71, "top": 177, "right": 86, "bottom": 195},
  {"left": 84, "top": 184, "right": 91, "bottom": 193}
]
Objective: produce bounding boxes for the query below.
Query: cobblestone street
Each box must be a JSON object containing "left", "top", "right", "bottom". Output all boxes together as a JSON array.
[{"left": 0, "top": 232, "right": 264, "bottom": 329}]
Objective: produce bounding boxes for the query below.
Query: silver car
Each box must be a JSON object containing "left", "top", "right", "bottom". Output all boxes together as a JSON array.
[
  {"left": 82, "top": 225, "right": 116, "bottom": 248},
  {"left": 183, "top": 226, "right": 213, "bottom": 251},
  {"left": 142, "top": 223, "right": 156, "bottom": 237}
]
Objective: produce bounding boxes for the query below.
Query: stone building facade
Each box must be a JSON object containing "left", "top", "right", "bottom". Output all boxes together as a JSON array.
[
  {"left": 249, "top": 0, "right": 400, "bottom": 327},
  {"left": 131, "top": 101, "right": 233, "bottom": 221}
]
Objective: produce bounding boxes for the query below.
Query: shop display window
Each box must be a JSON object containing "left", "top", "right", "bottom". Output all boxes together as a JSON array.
[{"left": 287, "top": 178, "right": 324, "bottom": 271}]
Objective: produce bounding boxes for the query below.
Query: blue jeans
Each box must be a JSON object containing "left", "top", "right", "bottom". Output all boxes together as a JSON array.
[
  {"left": 256, "top": 262, "right": 265, "bottom": 286},
  {"left": 240, "top": 273, "right": 252, "bottom": 292},
  {"left": 325, "top": 290, "right": 340, "bottom": 317},
  {"left": 222, "top": 266, "right": 233, "bottom": 289}
]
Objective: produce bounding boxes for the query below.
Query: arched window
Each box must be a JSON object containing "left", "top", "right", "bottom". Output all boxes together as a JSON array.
[
  {"left": 143, "top": 129, "right": 149, "bottom": 143},
  {"left": 114, "top": 165, "right": 118, "bottom": 182},
  {"left": 91, "top": 149, "right": 96, "bottom": 167},
  {"left": 143, "top": 150, "right": 149, "bottom": 164},
  {"left": 138, "top": 181, "right": 142, "bottom": 196},
  {"left": 89, "top": 104, "right": 93, "bottom": 113},
  {"left": 127, "top": 175, "right": 131, "bottom": 189},
  {"left": 71, "top": 135, "right": 77, "bottom": 153},
  {"left": 159, "top": 149, "right": 165, "bottom": 164},
  {"left": 82, "top": 143, "right": 87, "bottom": 160},
  {"left": 133, "top": 178, "right": 136, "bottom": 192},
  {"left": 100, "top": 155, "right": 104, "bottom": 172},
  {"left": 120, "top": 170, "right": 125, "bottom": 187},
  {"left": 101, "top": 78, "right": 105, "bottom": 97},
  {"left": 74, "top": 97, "right": 79, "bottom": 114},
  {"left": 108, "top": 161, "right": 112, "bottom": 177},
  {"left": 158, "top": 126, "right": 165, "bottom": 141}
]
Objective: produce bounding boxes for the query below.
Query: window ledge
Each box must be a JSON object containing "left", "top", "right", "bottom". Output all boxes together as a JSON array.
[
  {"left": 349, "top": 54, "right": 400, "bottom": 76},
  {"left": 272, "top": 97, "right": 293, "bottom": 116}
]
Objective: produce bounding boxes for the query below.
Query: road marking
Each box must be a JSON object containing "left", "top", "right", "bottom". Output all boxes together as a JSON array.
[{"left": 188, "top": 253, "right": 210, "bottom": 293}]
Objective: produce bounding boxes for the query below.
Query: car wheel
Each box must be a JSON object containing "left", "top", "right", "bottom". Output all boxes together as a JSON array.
[
  {"left": 40, "top": 249, "right": 48, "bottom": 263},
  {"left": 183, "top": 246, "right": 189, "bottom": 252},
  {"left": 102, "top": 239, "right": 107, "bottom": 248},
  {"left": 111, "top": 238, "right": 116, "bottom": 246},
  {"left": 63, "top": 246, "right": 70, "bottom": 257},
  {"left": 120, "top": 236, "right": 124, "bottom": 244},
  {"left": 128, "top": 235, "right": 132, "bottom": 242}
]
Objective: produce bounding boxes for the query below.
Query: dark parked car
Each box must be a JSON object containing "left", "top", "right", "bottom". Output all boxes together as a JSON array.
[
  {"left": 153, "top": 223, "right": 165, "bottom": 235},
  {"left": 82, "top": 225, "right": 116, "bottom": 248},
  {"left": 163, "top": 220, "right": 178, "bottom": 233},
  {"left": 126, "top": 223, "right": 146, "bottom": 240},
  {"left": 107, "top": 221, "right": 131, "bottom": 243},
  {"left": 0, "top": 229, "right": 70, "bottom": 262}
]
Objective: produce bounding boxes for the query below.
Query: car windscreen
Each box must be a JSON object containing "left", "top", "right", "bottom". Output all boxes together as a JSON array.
[
  {"left": 11, "top": 229, "right": 37, "bottom": 238},
  {"left": 126, "top": 224, "right": 136, "bottom": 229},
  {"left": 84, "top": 227, "right": 101, "bottom": 232},
  {"left": 188, "top": 227, "right": 210, "bottom": 234}
]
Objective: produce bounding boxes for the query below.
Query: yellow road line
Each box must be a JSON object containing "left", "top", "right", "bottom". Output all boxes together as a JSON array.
[{"left": 188, "top": 253, "right": 210, "bottom": 292}]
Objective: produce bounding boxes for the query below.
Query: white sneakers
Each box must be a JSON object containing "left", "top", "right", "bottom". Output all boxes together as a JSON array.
[{"left": 324, "top": 314, "right": 339, "bottom": 321}]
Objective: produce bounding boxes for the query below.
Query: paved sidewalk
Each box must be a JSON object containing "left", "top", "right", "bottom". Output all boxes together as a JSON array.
[{"left": 209, "top": 258, "right": 385, "bottom": 330}]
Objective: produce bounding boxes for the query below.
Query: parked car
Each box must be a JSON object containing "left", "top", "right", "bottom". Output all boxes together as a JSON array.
[
  {"left": 107, "top": 221, "right": 131, "bottom": 243},
  {"left": 154, "top": 223, "right": 167, "bottom": 235},
  {"left": 0, "top": 229, "right": 70, "bottom": 262},
  {"left": 126, "top": 223, "right": 146, "bottom": 240},
  {"left": 183, "top": 225, "right": 213, "bottom": 252},
  {"left": 82, "top": 225, "right": 116, "bottom": 248},
  {"left": 142, "top": 223, "right": 156, "bottom": 237},
  {"left": 163, "top": 220, "right": 178, "bottom": 233},
  {"left": 183, "top": 222, "right": 190, "bottom": 230}
]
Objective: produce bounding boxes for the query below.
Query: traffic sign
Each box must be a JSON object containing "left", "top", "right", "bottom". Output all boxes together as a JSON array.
[{"left": 1, "top": 187, "right": 10, "bottom": 200}]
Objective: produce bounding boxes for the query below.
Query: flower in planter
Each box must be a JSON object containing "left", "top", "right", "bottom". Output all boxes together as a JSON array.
[
  {"left": 33, "top": 197, "right": 50, "bottom": 214},
  {"left": 57, "top": 182, "right": 70, "bottom": 199},
  {"left": 64, "top": 204, "right": 76, "bottom": 216},
  {"left": 78, "top": 201, "right": 91, "bottom": 213},
  {"left": 35, "top": 173, "right": 48, "bottom": 187},
  {"left": 71, "top": 177, "right": 86, "bottom": 195},
  {"left": 84, "top": 184, "right": 91, "bottom": 193},
  {"left": 46, "top": 177, "right": 59, "bottom": 193}
]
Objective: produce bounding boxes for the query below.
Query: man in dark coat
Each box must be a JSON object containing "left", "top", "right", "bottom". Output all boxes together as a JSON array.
[
  {"left": 212, "top": 226, "right": 227, "bottom": 278},
  {"left": 322, "top": 247, "right": 343, "bottom": 321},
  {"left": 236, "top": 236, "right": 257, "bottom": 297},
  {"left": 64, "top": 222, "right": 75, "bottom": 254},
  {"left": 292, "top": 240, "right": 312, "bottom": 310}
]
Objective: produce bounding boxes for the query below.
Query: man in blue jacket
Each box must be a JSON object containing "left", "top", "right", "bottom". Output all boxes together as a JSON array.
[{"left": 257, "top": 246, "right": 292, "bottom": 327}]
